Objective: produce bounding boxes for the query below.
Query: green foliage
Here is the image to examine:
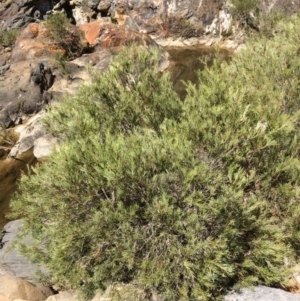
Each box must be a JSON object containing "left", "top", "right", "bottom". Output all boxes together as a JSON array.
[
  {"left": 9, "top": 14, "right": 300, "bottom": 301},
  {"left": 230, "top": 0, "right": 260, "bottom": 30},
  {"left": 45, "top": 46, "right": 181, "bottom": 140},
  {"left": 0, "top": 28, "right": 18, "bottom": 47},
  {"left": 231, "top": 0, "right": 259, "bottom": 15},
  {"left": 43, "top": 12, "right": 84, "bottom": 59}
]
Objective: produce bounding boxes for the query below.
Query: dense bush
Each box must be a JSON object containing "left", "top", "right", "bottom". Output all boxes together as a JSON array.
[{"left": 9, "top": 14, "right": 300, "bottom": 301}]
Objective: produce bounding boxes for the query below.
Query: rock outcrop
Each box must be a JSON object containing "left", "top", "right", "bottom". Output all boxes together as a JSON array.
[
  {"left": 2, "top": 0, "right": 300, "bottom": 44},
  {"left": 0, "top": 60, "right": 54, "bottom": 129},
  {"left": 0, "top": 18, "right": 164, "bottom": 130},
  {"left": 0, "top": 221, "right": 53, "bottom": 301}
]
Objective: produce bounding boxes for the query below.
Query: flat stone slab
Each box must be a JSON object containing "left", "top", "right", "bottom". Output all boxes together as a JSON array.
[
  {"left": 0, "top": 220, "right": 49, "bottom": 283},
  {"left": 224, "top": 286, "right": 300, "bottom": 301}
]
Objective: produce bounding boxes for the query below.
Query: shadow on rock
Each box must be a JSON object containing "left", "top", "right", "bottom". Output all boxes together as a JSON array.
[{"left": 0, "top": 62, "right": 55, "bottom": 129}]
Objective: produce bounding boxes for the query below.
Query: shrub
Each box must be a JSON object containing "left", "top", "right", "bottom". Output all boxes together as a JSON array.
[
  {"left": 0, "top": 28, "right": 18, "bottom": 47},
  {"left": 9, "top": 14, "right": 300, "bottom": 301},
  {"left": 43, "top": 12, "right": 84, "bottom": 59}
]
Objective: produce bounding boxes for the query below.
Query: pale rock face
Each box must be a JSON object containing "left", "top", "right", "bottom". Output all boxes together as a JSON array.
[
  {"left": 224, "top": 286, "right": 300, "bottom": 301},
  {"left": 0, "top": 274, "right": 53, "bottom": 301},
  {"left": 0, "top": 293, "right": 9, "bottom": 301},
  {"left": 205, "top": 9, "right": 232, "bottom": 35},
  {"left": 44, "top": 291, "right": 79, "bottom": 301},
  {"left": 219, "top": 9, "right": 232, "bottom": 34},
  {"left": 72, "top": 6, "right": 91, "bottom": 25}
]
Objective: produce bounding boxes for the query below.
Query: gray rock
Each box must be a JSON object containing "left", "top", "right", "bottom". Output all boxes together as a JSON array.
[
  {"left": 97, "top": 0, "right": 110, "bottom": 12},
  {"left": 0, "top": 65, "right": 10, "bottom": 75},
  {"left": 0, "top": 0, "right": 52, "bottom": 30},
  {"left": 7, "top": 111, "right": 48, "bottom": 160},
  {"left": 33, "top": 134, "right": 57, "bottom": 160},
  {"left": 87, "top": 0, "right": 100, "bottom": 9},
  {"left": 0, "top": 62, "right": 54, "bottom": 129},
  {"left": 224, "top": 286, "right": 300, "bottom": 301},
  {"left": 0, "top": 220, "right": 50, "bottom": 283}
]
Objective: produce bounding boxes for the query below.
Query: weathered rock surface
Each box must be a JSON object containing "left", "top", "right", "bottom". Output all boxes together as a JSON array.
[
  {"left": 80, "top": 20, "right": 156, "bottom": 48},
  {"left": 8, "top": 112, "right": 54, "bottom": 160},
  {"left": 45, "top": 291, "right": 78, "bottom": 301},
  {"left": 0, "top": 220, "right": 50, "bottom": 283},
  {"left": 0, "top": 274, "right": 53, "bottom": 301},
  {"left": 1, "top": 0, "right": 300, "bottom": 47},
  {"left": 0, "top": 0, "right": 57, "bottom": 31},
  {"left": 0, "top": 112, "right": 59, "bottom": 226},
  {"left": 224, "top": 286, "right": 300, "bottom": 301},
  {"left": 9, "top": 23, "right": 65, "bottom": 64},
  {"left": 0, "top": 60, "right": 54, "bottom": 129}
]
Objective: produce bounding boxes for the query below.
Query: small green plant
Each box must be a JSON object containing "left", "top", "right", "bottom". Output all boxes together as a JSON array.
[
  {"left": 110, "top": 17, "right": 118, "bottom": 24},
  {"left": 0, "top": 28, "right": 18, "bottom": 47},
  {"left": 43, "top": 12, "right": 84, "bottom": 59}
]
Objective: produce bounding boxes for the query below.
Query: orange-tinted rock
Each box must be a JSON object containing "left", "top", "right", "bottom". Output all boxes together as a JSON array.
[
  {"left": 10, "top": 23, "right": 65, "bottom": 63},
  {"left": 98, "top": 24, "right": 155, "bottom": 48},
  {"left": 27, "top": 23, "right": 41, "bottom": 39},
  {"left": 79, "top": 21, "right": 101, "bottom": 46},
  {"left": 0, "top": 274, "right": 53, "bottom": 301},
  {"left": 80, "top": 21, "right": 157, "bottom": 49},
  {"left": 10, "top": 23, "right": 88, "bottom": 64}
]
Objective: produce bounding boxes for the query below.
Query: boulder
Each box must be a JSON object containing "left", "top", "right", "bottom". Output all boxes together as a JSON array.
[
  {"left": 0, "top": 274, "right": 53, "bottom": 301},
  {"left": 224, "top": 286, "right": 300, "bottom": 301},
  {"left": 10, "top": 23, "right": 66, "bottom": 64},
  {"left": 0, "top": 220, "right": 50, "bottom": 283},
  {"left": 79, "top": 21, "right": 157, "bottom": 48},
  {"left": 0, "top": 112, "right": 59, "bottom": 226},
  {"left": 0, "top": 0, "right": 52, "bottom": 31},
  {"left": 33, "top": 134, "right": 58, "bottom": 160},
  {"left": 0, "top": 61, "right": 54, "bottom": 129},
  {"left": 45, "top": 291, "right": 79, "bottom": 301},
  {"left": 8, "top": 112, "right": 48, "bottom": 160}
]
